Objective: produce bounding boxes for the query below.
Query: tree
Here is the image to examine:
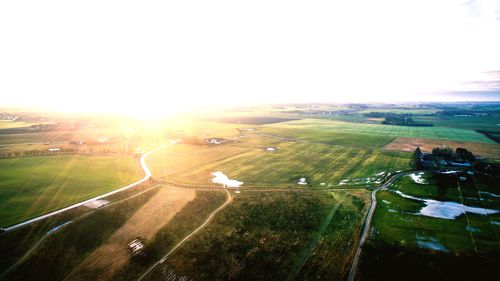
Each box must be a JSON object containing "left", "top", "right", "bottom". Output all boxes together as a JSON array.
[
  {"left": 432, "top": 146, "right": 454, "bottom": 162},
  {"left": 410, "top": 147, "right": 422, "bottom": 169}
]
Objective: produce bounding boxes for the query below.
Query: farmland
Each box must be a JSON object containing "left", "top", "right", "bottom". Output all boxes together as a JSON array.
[
  {"left": 371, "top": 172, "right": 500, "bottom": 253},
  {"left": 384, "top": 137, "right": 500, "bottom": 159},
  {"left": 1, "top": 186, "right": 227, "bottom": 281},
  {"left": 357, "top": 171, "right": 500, "bottom": 281},
  {"left": 0, "top": 121, "right": 36, "bottom": 129},
  {"left": 144, "top": 190, "right": 370, "bottom": 281},
  {"left": 1, "top": 103, "right": 500, "bottom": 281},
  {"left": 149, "top": 139, "right": 410, "bottom": 188},
  {"left": 0, "top": 154, "right": 142, "bottom": 227},
  {"left": 261, "top": 119, "right": 495, "bottom": 145}
]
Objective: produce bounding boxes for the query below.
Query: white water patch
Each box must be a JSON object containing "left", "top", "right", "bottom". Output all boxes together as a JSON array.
[
  {"left": 492, "top": 221, "right": 500, "bottom": 226},
  {"left": 339, "top": 179, "right": 349, "bottom": 185},
  {"left": 388, "top": 209, "right": 398, "bottom": 213},
  {"left": 382, "top": 200, "right": 391, "bottom": 204},
  {"left": 297, "top": 178, "right": 308, "bottom": 185},
  {"left": 211, "top": 172, "right": 243, "bottom": 188},
  {"left": 393, "top": 190, "right": 500, "bottom": 220},
  {"left": 375, "top": 171, "right": 386, "bottom": 177},
  {"left": 409, "top": 172, "right": 427, "bottom": 184},
  {"left": 47, "top": 221, "right": 72, "bottom": 235},
  {"left": 84, "top": 199, "right": 109, "bottom": 209},
  {"left": 416, "top": 235, "right": 448, "bottom": 251},
  {"left": 264, "top": 147, "right": 276, "bottom": 151},
  {"left": 466, "top": 226, "right": 480, "bottom": 233},
  {"left": 479, "top": 191, "right": 500, "bottom": 199},
  {"left": 320, "top": 182, "right": 326, "bottom": 186}
]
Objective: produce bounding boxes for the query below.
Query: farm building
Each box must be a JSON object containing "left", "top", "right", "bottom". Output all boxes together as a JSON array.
[{"left": 204, "top": 138, "right": 227, "bottom": 145}]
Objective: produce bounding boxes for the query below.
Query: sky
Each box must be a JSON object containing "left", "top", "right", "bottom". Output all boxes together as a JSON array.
[{"left": 1, "top": 0, "right": 500, "bottom": 115}]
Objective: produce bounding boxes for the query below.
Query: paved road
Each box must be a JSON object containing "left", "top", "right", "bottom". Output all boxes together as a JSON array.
[
  {"left": 3, "top": 143, "right": 174, "bottom": 232},
  {"left": 137, "top": 188, "right": 233, "bottom": 281},
  {"left": 347, "top": 171, "right": 414, "bottom": 281}
]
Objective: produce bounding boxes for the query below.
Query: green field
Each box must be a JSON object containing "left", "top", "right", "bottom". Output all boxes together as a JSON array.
[
  {"left": 261, "top": 119, "right": 494, "bottom": 145},
  {"left": 372, "top": 172, "right": 500, "bottom": 253},
  {"left": 414, "top": 114, "right": 500, "bottom": 131},
  {"left": 0, "top": 121, "right": 36, "bottom": 129},
  {"left": 0, "top": 154, "right": 142, "bottom": 227},
  {"left": 145, "top": 190, "right": 369, "bottom": 281},
  {"left": 149, "top": 140, "right": 410, "bottom": 188}
]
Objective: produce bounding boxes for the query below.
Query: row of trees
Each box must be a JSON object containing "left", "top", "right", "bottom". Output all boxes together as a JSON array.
[{"left": 0, "top": 148, "right": 115, "bottom": 159}]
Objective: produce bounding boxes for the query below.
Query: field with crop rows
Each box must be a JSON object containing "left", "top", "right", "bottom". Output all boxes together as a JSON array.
[
  {"left": 145, "top": 190, "right": 370, "bottom": 281},
  {"left": 261, "top": 119, "right": 494, "bottom": 145},
  {"left": 159, "top": 141, "right": 410, "bottom": 188}
]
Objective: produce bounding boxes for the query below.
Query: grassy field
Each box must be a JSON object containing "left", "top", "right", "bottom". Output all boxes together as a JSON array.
[
  {"left": 0, "top": 121, "right": 36, "bottom": 129},
  {"left": 414, "top": 114, "right": 500, "bottom": 131},
  {"left": 145, "top": 190, "right": 370, "bottom": 281},
  {"left": 151, "top": 140, "right": 410, "bottom": 188},
  {"left": 0, "top": 154, "right": 142, "bottom": 227},
  {"left": 261, "top": 119, "right": 494, "bottom": 145},
  {"left": 1, "top": 187, "right": 226, "bottom": 281},
  {"left": 146, "top": 143, "right": 251, "bottom": 179},
  {"left": 372, "top": 172, "right": 500, "bottom": 254}
]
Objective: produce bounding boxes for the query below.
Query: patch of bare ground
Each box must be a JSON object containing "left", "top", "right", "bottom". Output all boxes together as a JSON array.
[
  {"left": 63, "top": 187, "right": 196, "bottom": 281},
  {"left": 364, "top": 118, "right": 384, "bottom": 123},
  {"left": 384, "top": 137, "right": 500, "bottom": 158}
]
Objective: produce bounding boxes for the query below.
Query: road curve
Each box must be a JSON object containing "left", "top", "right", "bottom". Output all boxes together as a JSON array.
[
  {"left": 3, "top": 143, "right": 174, "bottom": 232},
  {"left": 137, "top": 188, "right": 232, "bottom": 281},
  {"left": 347, "top": 171, "right": 414, "bottom": 281}
]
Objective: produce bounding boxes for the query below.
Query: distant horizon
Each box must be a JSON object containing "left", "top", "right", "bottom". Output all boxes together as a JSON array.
[{"left": 1, "top": 1, "right": 500, "bottom": 115}]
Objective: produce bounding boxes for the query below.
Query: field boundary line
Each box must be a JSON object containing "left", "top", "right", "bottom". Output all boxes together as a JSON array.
[{"left": 286, "top": 196, "right": 345, "bottom": 281}]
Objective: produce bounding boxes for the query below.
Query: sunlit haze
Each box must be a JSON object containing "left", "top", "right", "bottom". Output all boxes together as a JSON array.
[{"left": 1, "top": 0, "right": 500, "bottom": 115}]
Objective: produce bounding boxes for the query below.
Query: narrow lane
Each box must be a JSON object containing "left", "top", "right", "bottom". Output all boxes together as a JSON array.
[{"left": 4, "top": 143, "right": 174, "bottom": 232}]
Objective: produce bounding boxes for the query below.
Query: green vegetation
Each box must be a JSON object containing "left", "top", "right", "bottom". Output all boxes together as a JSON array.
[
  {"left": 145, "top": 190, "right": 369, "bottom": 281},
  {"left": 372, "top": 172, "right": 500, "bottom": 253},
  {"left": 153, "top": 141, "right": 410, "bottom": 188},
  {"left": 0, "top": 121, "right": 35, "bottom": 129},
  {"left": 1, "top": 187, "right": 226, "bottom": 281},
  {"left": 262, "top": 119, "right": 494, "bottom": 145},
  {"left": 0, "top": 154, "right": 141, "bottom": 227}
]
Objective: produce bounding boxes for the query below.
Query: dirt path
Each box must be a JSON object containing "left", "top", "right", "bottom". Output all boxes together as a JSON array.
[
  {"left": 4, "top": 143, "right": 174, "bottom": 232},
  {"left": 136, "top": 189, "right": 232, "bottom": 281},
  {"left": 64, "top": 187, "right": 195, "bottom": 281},
  {"left": 347, "top": 171, "right": 413, "bottom": 281}
]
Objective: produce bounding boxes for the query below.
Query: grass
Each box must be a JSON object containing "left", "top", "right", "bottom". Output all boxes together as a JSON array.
[
  {"left": 1, "top": 187, "right": 227, "bottom": 281},
  {"left": 159, "top": 141, "right": 410, "bottom": 188},
  {"left": 1, "top": 185, "right": 161, "bottom": 281},
  {"left": 414, "top": 114, "right": 500, "bottom": 132},
  {"left": 0, "top": 121, "right": 36, "bottom": 129},
  {"left": 261, "top": 119, "right": 495, "bottom": 145},
  {"left": 0, "top": 154, "right": 142, "bottom": 227},
  {"left": 372, "top": 172, "right": 500, "bottom": 254},
  {"left": 145, "top": 190, "right": 369, "bottom": 281},
  {"left": 146, "top": 143, "right": 251, "bottom": 179}
]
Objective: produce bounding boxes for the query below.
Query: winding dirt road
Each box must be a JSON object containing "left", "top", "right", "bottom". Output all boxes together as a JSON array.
[
  {"left": 4, "top": 143, "right": 174, "bottom": 232},
  {"left": 136, "top": 188, "right": 233, "bottom": 281}
]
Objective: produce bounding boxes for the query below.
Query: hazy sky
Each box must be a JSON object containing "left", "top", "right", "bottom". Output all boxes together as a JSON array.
[{"left": 1, "top": 1, "right": 500, "bottom": 114}]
